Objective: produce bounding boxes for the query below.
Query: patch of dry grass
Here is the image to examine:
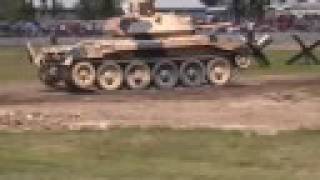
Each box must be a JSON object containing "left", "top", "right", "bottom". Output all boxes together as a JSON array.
[{"left": 0, "top": 130, "right": 320, "bottom": 180}]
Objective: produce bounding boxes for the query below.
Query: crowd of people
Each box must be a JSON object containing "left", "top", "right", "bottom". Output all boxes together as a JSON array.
[
  {"left": 0, "top": 20, "right": 105, "bottom": 37},
  {"left": 0, "top": 15, "right": 320, "bottom": 37},
  {"left": 259, "top": 15, "right": 320, "bottom": 32}
]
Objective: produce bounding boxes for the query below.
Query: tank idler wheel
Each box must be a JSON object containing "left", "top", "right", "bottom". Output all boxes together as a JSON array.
[
  {"left": 70, "top": 62, "right": 96, "bottom": 90},
  {"left": 153, "top": 61, "right": 179, "bottom": 89},
  {"left": 207, "top": 57, "right": 232, "bottom": 86},
  {"left": 97, "top": 62, "right": 123, "bottom": 91},
  {"left": 125, "top": 61, "right": 151, "bottom": 90},
  {"left": 180, "top": 60, "right": 205, "bottom": 87},
  {"left": 38, "top": 65, "right": 59, "bottom": 88}
]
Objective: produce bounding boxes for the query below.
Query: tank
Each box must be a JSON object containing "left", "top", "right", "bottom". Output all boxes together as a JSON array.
[{"left": 27, "top": 0, "right": 251, "bottom": 91}]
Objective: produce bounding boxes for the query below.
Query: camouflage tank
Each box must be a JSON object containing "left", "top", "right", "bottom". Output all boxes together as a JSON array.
[{"left": 27, "top": 0, "right": 250, "bottom": 91}]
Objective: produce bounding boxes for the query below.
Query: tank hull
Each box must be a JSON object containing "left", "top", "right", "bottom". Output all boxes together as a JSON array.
[{"left": 27, "top": 35, "right": 249, "bottom": 91}]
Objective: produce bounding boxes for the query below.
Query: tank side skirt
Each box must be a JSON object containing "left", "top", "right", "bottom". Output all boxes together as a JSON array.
[
  {"left": 82, "top": 54, "right": 235, "bottom": 65},
  {"left": 42, "top": 45, "right": 238, "bottom": 68},
  {"left": 88, "top": 46, "right": 237, "bottom": 64}
]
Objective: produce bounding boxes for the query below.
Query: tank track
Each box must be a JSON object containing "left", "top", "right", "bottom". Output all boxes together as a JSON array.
[{"left": 40, "top": 54, "right": 241, "bottom": 91}]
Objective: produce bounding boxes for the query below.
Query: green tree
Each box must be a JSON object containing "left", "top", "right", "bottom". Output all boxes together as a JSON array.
[
  {"left": 76, "top": 0, "right": 96, "bottom": 20},
  {"left": 234, "top": 0, "right": 270, "bottom": 20},
  {"left": 0, "top": 0, "right": 35, "bottom": 21},
  {"left": 76, "top": 0, "right": 117, "bottom": 20},
  {"left": 248, "top": 0, "right": 270, "bottom": 20},
  {"left": 51, "top": 1, "right": 64, "bottom": 18},
  {"left": 200, "top": 0, "right": 270, "bottom": 22},
  {"left": 52, "top": 0, "right": 57, "bottom": 17},
  {"left": 18, "top": 1, "right": 35, "bottom": 20},
  {"left": 99, "top": 0, "right": 116, "bottom": 18},
  {"left": 200, "top": 0, "right": 219, "bottom": 6}
]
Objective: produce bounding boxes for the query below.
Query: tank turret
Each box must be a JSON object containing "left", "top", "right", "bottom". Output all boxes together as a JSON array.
[{"left": 104, "top": 0, "right": 195, "bottom": 37}]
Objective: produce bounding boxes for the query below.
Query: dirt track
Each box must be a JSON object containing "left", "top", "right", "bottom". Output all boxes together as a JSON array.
[{"left": 1, "top": 76, "right": 320, "bottom": 133}]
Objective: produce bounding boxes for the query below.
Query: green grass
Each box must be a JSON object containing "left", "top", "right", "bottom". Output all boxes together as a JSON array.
[
  {"left": 0, "top": 47, "right": 36, "bottom": 83},
  {"left": 245, "top": 50, "right": 320, "bottom": 76},
  {"left": 0, "top": 47, "right": 320, "bottom": 84},
  {"left": 0, "top": 129, "right": 320, "bottom": 180}
]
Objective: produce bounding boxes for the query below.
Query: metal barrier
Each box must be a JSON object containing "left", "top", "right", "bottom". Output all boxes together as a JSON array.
[
  {"left": 245, "top": 24, "right": 272, "bottom": 66},
  {"left": 286, "top": 35, "right": 320, "bottom": 65}
]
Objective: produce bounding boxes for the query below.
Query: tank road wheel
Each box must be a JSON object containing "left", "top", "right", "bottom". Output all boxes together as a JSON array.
[
  {"left": 235, "top": 55, "right": 251, "bottom": 69},
  {"left": 70, "top": 62, "right": 96, "bottom": 90},
  {"left": 97, "top": 62, "right": 123, "bottom": 91},
  {"left": 180, "top": 60, "right": 205, "bottom": 87},
  {"left": 38, "top": 65, "right": 59, "bottom": 88},
  {"left": 125, "top": 61, "right": 151, "bottom": 90},
  {"left": 153, "top": 61, "right": 179, "bottom": 89},
  {"left": 207, "top": 57, "right": 232, "bottom": 86}
]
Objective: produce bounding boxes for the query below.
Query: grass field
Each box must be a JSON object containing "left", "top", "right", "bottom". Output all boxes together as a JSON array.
[
  {"left": 0, "top": 130, "right": 320, "bottom": 180},
  {"left": 0, "top": 47, "right": 36, "bottom": 83},
  {"left": 0, "top": 47, "right": 320, "bottom": 83},
  {"left": 1, "top": 47, "right": 320, "bottom": 180},
  {"left": 246, "top": 50, "right": 320, "bottom": 76}
]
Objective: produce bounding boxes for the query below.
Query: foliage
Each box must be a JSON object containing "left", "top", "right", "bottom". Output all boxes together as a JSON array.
[
  {"left": 200, "top": 0, "right": 219, "bottom": 6},
  {"left": 0, "top": 0, "right": 35, "bottom": 21},
  {"left": 18, "top": 1, "right": 36, "bottom": 21},
  {"left": 0, "top": 0, "right": 118, "bottom": 21},
  {"left": 247, "top": 0, "right": 271, "bottom": 20},
  {"left": 76, "top": 0, "right": 118, "bottom": 20},
  {"left": 99, "top": 0, "right": 117, "bottom": 18},
  {"left": 200, "top": 0, "right": 270, "bottom": 21},
  {"left": 51, "top": 0, "right": 65, "bottom": 18}
]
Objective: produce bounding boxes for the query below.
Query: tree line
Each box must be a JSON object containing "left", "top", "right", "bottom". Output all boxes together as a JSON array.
[
  {"left": 0, "top": 0, "right": 35, "bottom": 21},
  {"left": 0, "top": 0, "right": 270, "bottom": 21},
  {"left": 0, "top": 0, "right": 119, "bottom": 21},
  {"left": 200, "top": 0, "right": 271, "bottom": 21}
]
